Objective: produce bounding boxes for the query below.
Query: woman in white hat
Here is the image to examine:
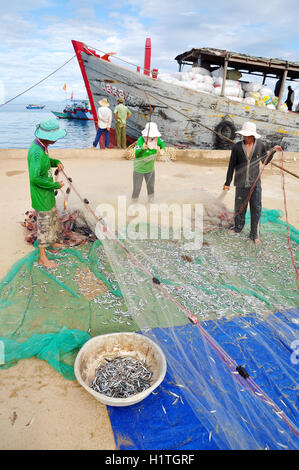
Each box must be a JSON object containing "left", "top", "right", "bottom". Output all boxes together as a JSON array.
[
  {"left": 92, "top": 98, "right": 112, "bottom": 149},
  {"left": 223, "top": 121, "right": 282, "bottom": 244},
  {"left": 132, "top": 122, "right": 165, "bottom": 202}
]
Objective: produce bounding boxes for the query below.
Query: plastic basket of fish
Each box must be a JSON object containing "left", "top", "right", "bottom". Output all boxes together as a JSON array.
[{"left": 74, "top": 332, "right": 167, "bottom": 406}]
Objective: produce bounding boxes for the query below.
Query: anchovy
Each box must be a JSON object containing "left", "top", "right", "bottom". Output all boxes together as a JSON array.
[{"left": 90, "top": 356, "right": 152, "bottom": 398}]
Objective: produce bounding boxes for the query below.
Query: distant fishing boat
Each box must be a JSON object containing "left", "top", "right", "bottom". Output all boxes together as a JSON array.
[
  {"left": 26, "top": 104, "right": 45, "bottom": 109},
  {"left": 51, "top": 99, "right": 93, "bottom": 120}
]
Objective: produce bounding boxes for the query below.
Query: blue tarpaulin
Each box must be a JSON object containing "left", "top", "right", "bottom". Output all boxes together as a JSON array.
[{"left": 108, "top": 309, "right": 299, "bottom": 450}]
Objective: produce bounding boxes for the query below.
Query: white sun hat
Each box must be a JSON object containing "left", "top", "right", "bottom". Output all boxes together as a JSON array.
[
  {"left": 236, "top": 121, "right": 261, "bottom": 139},
  {"left": 141, "top": 122, "right": 161, "bottom": 138},
  {"left": 98, "top": 98, "right": 110, "bottom": 107}
]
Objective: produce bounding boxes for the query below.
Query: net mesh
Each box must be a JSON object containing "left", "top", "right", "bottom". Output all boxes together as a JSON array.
[{"left": 0, "top": 207, "right": 298, "bottom": 448}]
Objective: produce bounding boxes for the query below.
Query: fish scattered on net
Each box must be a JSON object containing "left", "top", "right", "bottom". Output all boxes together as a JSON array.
[{"left": 90, "top": 356, "right": 153, "bottom": 398}]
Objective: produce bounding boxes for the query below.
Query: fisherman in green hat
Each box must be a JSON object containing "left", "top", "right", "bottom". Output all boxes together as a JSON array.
[{"left": 27, "top": 117, "right": 66, "bottom": 268}]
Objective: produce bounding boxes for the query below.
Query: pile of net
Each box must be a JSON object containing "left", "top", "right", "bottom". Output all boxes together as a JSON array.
[
  {"left": 21, "top": 209, "right": 96, "bottom": 246},
  {"left": 1, "top": 207, "right": 298, "bottom": 449}
]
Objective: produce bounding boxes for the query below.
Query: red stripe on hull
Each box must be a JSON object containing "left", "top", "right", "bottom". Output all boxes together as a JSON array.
[
  {"left": 72, "top": 40, "right": 98, "bottom": 130},
  {"left": 71, "top": 40, "right": 136, "bottom": 147}
]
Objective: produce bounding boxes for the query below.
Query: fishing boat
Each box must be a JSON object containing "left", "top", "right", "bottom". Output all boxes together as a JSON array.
[
  {"left": 72, "top": 39, "right": 299, "bottom": 150},
  {"left": 26, "top": 104, "right": 45, "bottom": 109},
  {"left": 51, "top": 99, "right": 93, "bottom": 120}
]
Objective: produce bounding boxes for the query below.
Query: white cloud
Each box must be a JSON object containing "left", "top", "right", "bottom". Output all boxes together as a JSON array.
[{"left": 1, "top": 0, "right": 299, "bottom": 103}]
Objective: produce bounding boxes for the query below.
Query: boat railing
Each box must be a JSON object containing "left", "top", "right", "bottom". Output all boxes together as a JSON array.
[{"left": 84, "top": 43, "right": 154, "bottom": 78}]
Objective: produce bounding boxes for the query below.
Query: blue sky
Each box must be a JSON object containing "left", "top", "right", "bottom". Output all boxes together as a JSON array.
[{"left": 1, "top": 0, "right": 299, "bottom": 104}]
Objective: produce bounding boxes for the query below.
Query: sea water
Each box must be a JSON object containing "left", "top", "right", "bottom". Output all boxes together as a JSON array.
[{"left": 0, "top": 101, "right": 96, "bottom": 149}]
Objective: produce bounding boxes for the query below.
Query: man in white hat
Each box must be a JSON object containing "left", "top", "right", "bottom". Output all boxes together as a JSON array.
[
  {"left": 91, "top": 98, "right": 112, "bottom": 149},
  {"left": 223, "top": 121, "right": 282, "bottom": 244},
  {"left": 132, "top": 122, "right": 165, "bottom": 202}
]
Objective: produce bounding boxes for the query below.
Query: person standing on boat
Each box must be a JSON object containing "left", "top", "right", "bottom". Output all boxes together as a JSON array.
[
  {"left": 27, "top": 117, "right": 66, "bottom": 268},
  {"left": 285, "top": 86, "right": 295, "bottom": 111},
  {"left": 92, "top": 98, "right": 112, "bottom": 149},
  {"left": 223, "top": 122, "right": 282, "bottom": 244},
  {"left": 113, "top": 97, "right": 131, "bottom": 149},
  {"left": 132, "top": 122, "right": 165, "bottom": 202}
]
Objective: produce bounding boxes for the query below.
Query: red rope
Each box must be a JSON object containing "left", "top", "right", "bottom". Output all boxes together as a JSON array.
[
  {"left": 227, "top": 149, "right": 298, "bottom": 286},
  {"left": 278, "top": 151, "right": 299, "bottom": 285}
]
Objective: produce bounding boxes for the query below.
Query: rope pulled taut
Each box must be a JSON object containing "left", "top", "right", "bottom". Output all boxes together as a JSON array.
[{"left": 0, "top": 55, "right": 76, "bottom": 108}]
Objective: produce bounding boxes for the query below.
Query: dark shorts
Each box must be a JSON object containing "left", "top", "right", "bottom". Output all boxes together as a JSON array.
[{"left": 234, "top": 184, "right": 262, "bottom": 240}]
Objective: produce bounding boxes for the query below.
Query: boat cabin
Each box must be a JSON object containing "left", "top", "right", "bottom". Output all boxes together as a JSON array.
[{"left": 175, "top": 48, "right": 299, "bottom": 110}]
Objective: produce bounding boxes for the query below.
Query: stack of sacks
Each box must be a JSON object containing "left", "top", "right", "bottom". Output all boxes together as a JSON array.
[
  {"left": 241, "top": 82, "right": 285, "bottom": 110},
  {"left": 158, "top": 72, "right": 181, "bottom": 84},
  {"left": 211, "top": 67, "right": 244, "bottom": 101},
  {"left": 181, "top": 67, "right": 214, "bottom": 93},
  {"left": 242, "top": 83, "right": 263, "bottom": 106},
  {"left": 184, "top": 69, "right": 214, "bottom": 93},
  {"left": 159, "top": 69, "right": 288, "bottom": 111},
  {"left": 242, "top": 82, "right": 262, "bottom": 94},
  {"left": 159, "top": 68, "right": 215, "bottom": 93},
  {"left": 211, "top": 66, "right": 224, "bottom": 79},
  {"left": 160, "top": 66, "right": 244, "bottom": 99},
  {"left": 272, "top": 97, "right": 288, "bottom": 112},
  {"left": 213, "top": 77, "right": 244, "bottom": 101},
  {"left": 242, "top": 82, "right": 266, "bottom": 107}
]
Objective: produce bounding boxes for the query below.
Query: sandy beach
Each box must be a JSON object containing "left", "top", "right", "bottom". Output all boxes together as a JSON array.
[{"left": 0, "top": 147, "right": 298, "bottom": 450}]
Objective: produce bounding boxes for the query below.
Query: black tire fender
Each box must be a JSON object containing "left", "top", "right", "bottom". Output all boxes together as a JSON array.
[{"left": 214, "top": 120, "right": 236, "bottom": 149}]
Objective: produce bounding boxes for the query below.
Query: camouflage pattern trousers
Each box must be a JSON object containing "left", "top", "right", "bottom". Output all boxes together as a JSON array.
[{"left": 36, "top": 206, "right": 60, "bottom": 248}]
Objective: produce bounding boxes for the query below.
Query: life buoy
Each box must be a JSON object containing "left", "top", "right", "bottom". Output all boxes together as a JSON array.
[{"left": 214, "top": 120, "right": 236, "bottom": 149}]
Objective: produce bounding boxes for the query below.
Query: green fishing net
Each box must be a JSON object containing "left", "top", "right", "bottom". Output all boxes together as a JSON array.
[{"left": 0, "top": 208, "right": 298, "bottom": 380}]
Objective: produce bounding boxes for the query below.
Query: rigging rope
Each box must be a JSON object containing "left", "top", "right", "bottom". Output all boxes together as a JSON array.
[
  {"left": 86, "top": 44, "right": 148, "bottom": 74},
  {"left": 0, "top": 55, "right": 76, "bottom": 108}
]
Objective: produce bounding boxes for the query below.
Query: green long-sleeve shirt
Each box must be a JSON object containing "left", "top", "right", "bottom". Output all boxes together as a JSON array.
[
  {"left": 134, "top": 136, "right": 165, "bottom": 173},
  {"left": 27, "top": 140, "right": 61, "bottom": 211}
]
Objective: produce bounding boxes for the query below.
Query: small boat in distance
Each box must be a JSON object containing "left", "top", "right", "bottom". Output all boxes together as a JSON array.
[
  {"left": 26, "top": 104, "right": 45, "bottom": 109},
  {"left": 51, "top": 99, "right": 93, "bottom": 120}
]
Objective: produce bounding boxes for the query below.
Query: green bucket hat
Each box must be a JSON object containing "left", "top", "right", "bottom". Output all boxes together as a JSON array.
[{"left": 35, "top": 117, "right": 67, "bottom": 141}]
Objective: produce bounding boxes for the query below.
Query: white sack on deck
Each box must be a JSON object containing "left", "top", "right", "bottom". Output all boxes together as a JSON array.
[
  {"left": 259, "top": 86, "right": 274, "bottom": 98},
  {"left": 241, "top": 82, "right": 262, "bottom": 92},
  {"left": 213, "top": 78, "right": 242, "bottom": 89},
  {"left": 211, "top": 66, "right": 224, "bottom": 78},
  {"left": 214, "top": 86, "right": 243, "bottom": 98},
  {"left": 191, "top": 66, "right": 211, "bottom": 76}
]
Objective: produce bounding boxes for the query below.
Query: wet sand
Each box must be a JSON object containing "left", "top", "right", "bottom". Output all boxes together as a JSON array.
[{"left": 0, "top": 148, "right": 298, "bottom": 449}]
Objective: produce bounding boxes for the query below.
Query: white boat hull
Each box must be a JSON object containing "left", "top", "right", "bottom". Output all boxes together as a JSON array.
[{"left": 74, "top": 42, "right": 299, "bottom": 150}]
